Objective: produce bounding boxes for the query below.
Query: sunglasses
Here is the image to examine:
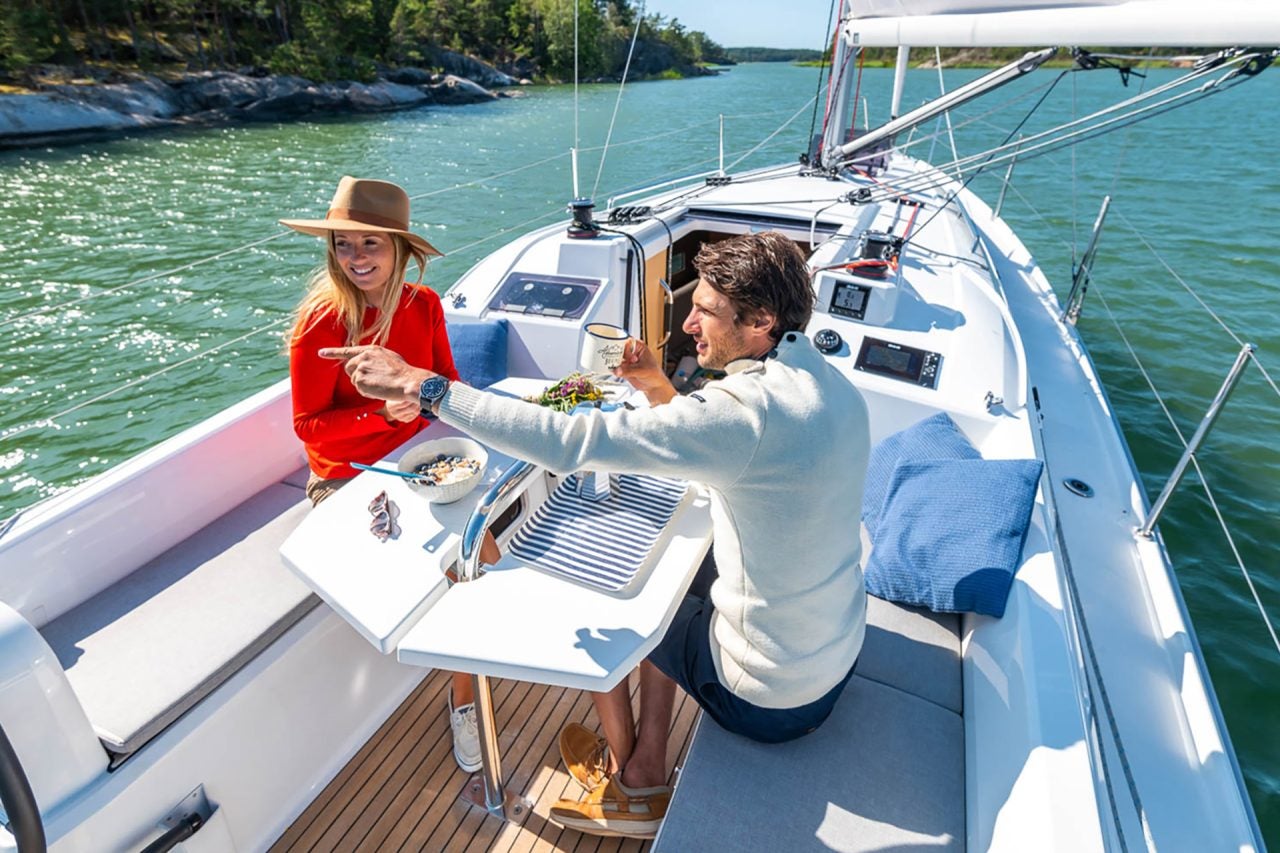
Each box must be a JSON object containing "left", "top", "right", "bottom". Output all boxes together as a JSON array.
[{"left": 368, "top": 490, "right": 400, "bottom": 541}]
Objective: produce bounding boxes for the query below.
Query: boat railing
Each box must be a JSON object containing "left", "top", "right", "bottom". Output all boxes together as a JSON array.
[
  {"left": 1086, "top": 214, "right": 1280, "bottom": 659},
  {"left": 983, "top": 152, "right": 1279, "bottom": 665},
  {"left": 455, "top": 459, "right": 541, "bottom": 821}
]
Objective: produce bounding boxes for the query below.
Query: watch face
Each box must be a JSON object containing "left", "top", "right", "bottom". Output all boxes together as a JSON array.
[{"left": 419, "top": 376, "right": 448, "bottom": 404}]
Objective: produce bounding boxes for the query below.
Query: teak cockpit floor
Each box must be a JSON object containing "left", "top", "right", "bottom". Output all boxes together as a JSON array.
[{"left": 271, "top": 669, "right": 700, "bottom": 852}]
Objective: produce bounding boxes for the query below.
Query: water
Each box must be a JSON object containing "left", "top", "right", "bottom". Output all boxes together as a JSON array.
[{"left": 1, "top": 62, "right": 1276, "bottom": 839}]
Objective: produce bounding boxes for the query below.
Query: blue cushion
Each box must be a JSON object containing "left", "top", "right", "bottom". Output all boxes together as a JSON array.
[
  {"left": 865, "top": 458, "right": 1043, "bottom": 617},
  {"left": 446, "top": 318, "right": 508, "bottom": 389},
  {"left": 861, "top": 413, "right": 980, "bottom": 538}
]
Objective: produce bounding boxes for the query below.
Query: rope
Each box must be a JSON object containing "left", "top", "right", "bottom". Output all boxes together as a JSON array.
[
  {"left": 1105, "top": 49, "right": 1155, "bottom": 199},
  {"left": 436, "top": 204, "right": 568, "bottom": 258},
  {"left": 856, "top": 73, "right": 1255, "bottom": 211},
  {"left": 899, "top": 70, "right": 1068, "bottom": 252},
  {"left": 846, "top": 51, "right": 1264, "bottom": 207},
  {"left": 1093, "top": 286, "right": 1280, "bottom": 659},
  {"left": 1113, "top": 206, "right": 1280, "bottom": 409},
  {"left": 1, "top": 317, "right": 290, "bottom": 441},
  {"left": 591, "top": 0, "right": 646, "bottom": 201},
  {"left": 0, "top": 232, "right": 289, "bottom": 329},
  {"left": 1112, "top": 210, "right": 1244, "bottom": 347},
  {"left": 725, "top": 95, "right": 817, "bottom": 172}
]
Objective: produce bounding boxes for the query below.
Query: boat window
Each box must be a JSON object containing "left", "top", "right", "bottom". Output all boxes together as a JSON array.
[{"left": 486, "top": 272, "right": 602, "bottom": 319}]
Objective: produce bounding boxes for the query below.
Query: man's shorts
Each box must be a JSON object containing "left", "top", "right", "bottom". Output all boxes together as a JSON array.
[{"left": 646, "top": 553, "right": 855, "bottom": 744}]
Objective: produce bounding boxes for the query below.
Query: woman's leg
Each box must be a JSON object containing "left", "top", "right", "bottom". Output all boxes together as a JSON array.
[{"left": 448, "top": 529, "right": 501, "bottom": 771}]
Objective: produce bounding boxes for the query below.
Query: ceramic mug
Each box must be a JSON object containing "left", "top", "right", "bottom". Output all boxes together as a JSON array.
[{"left": 578, "top": 322, "right": 629, "bottom": 374}]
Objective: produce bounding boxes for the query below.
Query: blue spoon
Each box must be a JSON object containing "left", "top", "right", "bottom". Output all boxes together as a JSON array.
[{"left": 351, "top": 462, "right": 423, "bottom": 480}]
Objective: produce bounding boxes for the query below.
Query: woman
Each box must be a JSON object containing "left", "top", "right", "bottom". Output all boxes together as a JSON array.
[{"left": 281, "top": 175, "right": 497, "bottom": 775}]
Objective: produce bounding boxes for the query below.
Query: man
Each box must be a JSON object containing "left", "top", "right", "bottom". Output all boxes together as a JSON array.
[{"left": 323, "top": 231, "right": 870, "bottom": 840}]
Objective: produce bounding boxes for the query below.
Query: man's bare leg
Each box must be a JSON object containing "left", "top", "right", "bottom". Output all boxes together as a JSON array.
[
  {"left": 614, "top": 661, "right": 676, "bottom": 788},
  {"left": 591, "top": 674, "right": 636, "bottom": 775}
]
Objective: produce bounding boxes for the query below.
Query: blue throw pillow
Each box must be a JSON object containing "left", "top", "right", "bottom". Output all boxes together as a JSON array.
[
  {"left": 446, "top": 318, "right": 508, "bottom": 389},
  {"left": 861, "top": 413, "right": 980, "bottom": 538},
  {"left": 864, "top": 458, "right": 1043, "bottom": 617}
]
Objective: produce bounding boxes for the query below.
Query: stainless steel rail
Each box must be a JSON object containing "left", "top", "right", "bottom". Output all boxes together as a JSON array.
[
  {"left": 1063, "top": 195, "right": 1111, "bottom": 325},
  {"left": 455, "top": 459, "right": 539, "bottom": 821},
  {"left": 1139, "top": 342, "right": 1257, "bottom": 538}
]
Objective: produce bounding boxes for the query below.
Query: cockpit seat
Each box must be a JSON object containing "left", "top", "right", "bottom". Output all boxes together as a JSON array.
[{"left": 38, "top": 474, "right": 317, "bottom": 760}]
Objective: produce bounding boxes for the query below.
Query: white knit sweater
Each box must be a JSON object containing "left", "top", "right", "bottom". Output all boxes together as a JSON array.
[{"left": 439, "top": 332, "right": 869, "bottom": 708}]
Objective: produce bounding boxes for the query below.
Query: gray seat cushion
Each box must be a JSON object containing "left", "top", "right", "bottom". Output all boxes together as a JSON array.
[
  {"left": 656, "top": 674, "right": 964, "bottom": 852},
  {"left": 857, "top": 594, "right": 962, "bottom": 713},
  {"left": 40, "top": 482, "right": 316, "bottom": 756},
  {"left": 281, "top": 464, "right": 311, "bottom": 490}
]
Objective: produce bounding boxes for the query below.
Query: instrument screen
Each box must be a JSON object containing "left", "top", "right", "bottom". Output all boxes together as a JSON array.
[
  {"left": 829, "top": 280, "right": 871, "bottom": 320},
  {"left": 855, "top": 336, "right": 941, "bottom": 389}
]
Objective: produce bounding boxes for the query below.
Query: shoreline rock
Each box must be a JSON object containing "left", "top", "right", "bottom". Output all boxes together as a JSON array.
[{"left": 0, "top": 66, "right": 509, "bottom": 150}]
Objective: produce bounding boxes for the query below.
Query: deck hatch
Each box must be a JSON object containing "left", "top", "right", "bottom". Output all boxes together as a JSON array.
[{"left": 486, "top": 272, "right": 601, "bottom": 319}]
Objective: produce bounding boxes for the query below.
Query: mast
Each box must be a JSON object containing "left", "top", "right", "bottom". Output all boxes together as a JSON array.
[{"left": 817, "top": 0, "right": 859, "bottom": 167}]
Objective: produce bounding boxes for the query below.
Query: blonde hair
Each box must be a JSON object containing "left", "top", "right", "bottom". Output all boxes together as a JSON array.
[{"left": 290, "top": 233, "right": 429, "bottom": 346}]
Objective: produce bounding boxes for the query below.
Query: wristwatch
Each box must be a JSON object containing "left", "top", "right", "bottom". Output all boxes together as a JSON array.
[{"left": 418, "top": 375, "right": 451, "bottom": 419}]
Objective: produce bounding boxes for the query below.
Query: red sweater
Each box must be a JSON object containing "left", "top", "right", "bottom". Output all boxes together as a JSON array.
[{"left": 290, "top": 284, "right": 460, "bottom": 479}]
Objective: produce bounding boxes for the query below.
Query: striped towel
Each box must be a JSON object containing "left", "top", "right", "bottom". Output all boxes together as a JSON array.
[{"left": 509, "top": 474, "right": 689, "bottom": 593}]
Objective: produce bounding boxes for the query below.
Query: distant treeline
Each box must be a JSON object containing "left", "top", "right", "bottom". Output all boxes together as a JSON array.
[
  {"left": 727, "top": 45, "right": 1176, "bottom": 68},
  {"left": 724, "top": 47, "right": 822, "bottom": 63},
  {"left": 0, "top": 0, "right": 731, "bottom": 82}
]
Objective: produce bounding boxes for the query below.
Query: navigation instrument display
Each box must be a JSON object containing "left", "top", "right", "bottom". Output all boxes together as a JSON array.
[
  {"left": 854, "top": 336, "right": 941, "bottom": 389},
  {"left": 829, "top": 280, "right": 871, "bottom": 320}
]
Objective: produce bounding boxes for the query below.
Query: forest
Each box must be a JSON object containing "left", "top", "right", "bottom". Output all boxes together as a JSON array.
[{"left": 0, "top": 0, "right": 732, "bottom": 83}]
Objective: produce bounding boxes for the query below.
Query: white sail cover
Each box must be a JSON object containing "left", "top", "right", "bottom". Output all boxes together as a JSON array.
[{"left": 844, "top": 0, "right": 1280, "bottom": 47}]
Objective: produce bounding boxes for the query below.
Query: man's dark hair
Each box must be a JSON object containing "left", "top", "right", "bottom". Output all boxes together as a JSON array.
[{"left": 693, "top": 232, "right": 814, "bottom": 343}]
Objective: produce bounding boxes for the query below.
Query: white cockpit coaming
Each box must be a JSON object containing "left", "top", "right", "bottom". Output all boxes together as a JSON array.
[{"left": 961, "top": 178, "right": 1261, "bottom": 849}]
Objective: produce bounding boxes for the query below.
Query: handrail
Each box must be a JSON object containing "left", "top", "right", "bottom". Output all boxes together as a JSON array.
[
  {"left": 454, "top": 457, "right": 541, "bottom": 820},
  {"left": 0, "top": 722, "right": 45, "bottom": 853},
  {"left": 458, "top": 459, "right": 538, "bottom": 583}
]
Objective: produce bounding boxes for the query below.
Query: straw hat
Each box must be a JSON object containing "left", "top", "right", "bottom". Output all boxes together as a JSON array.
[{"left": 280, "top": 176, "right": 442, "bottom": 257}]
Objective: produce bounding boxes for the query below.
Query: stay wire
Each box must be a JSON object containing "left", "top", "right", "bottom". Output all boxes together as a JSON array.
[
  {"left": 857, "top": 70, "right": 1254, "bottom": 212},
  {"left": 1, "top": 317, "right": 290, "bottom": 442},
  {"left": 1113, "top": 207, "right": 1280, "bottom": 402},
  {"left": 0, "top": 232, "right": 289, "bottom": 330},
  {"left": 592, "top": 0, "right": 646, "bottom": 201},
  {"left": 899, "top": 69, "right": 1069, "bottom": 253},
  {"left": 807, "top": 0, "right": 839, "bottom": 149},
  {"left": 1105, "top": 48, "right": 1156, "bottom": 199},
  {"left": 726, "top": 95, "right": 818, "bottom": 172},
  {"left": 851, "top": 52, "right": 1261, "bottom": 207}
]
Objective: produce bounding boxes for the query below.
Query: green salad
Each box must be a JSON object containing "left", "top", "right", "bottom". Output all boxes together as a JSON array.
[{"left": 526, "top": 373, "right": 606, "bottom": 413}]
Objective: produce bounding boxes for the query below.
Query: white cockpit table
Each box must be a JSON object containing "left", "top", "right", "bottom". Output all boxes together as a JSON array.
[{"left": 279, "top": 376, "right": 714, "bottom": 823}]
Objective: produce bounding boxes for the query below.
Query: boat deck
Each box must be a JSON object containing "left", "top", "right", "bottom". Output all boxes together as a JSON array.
[{"left": 271, "top": 668, "right": 700, "bottom": 852}]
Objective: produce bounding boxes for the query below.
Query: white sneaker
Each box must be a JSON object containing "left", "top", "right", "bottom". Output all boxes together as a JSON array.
[{"left": 449, "top": 692, "right": 482, "bottom": 773}]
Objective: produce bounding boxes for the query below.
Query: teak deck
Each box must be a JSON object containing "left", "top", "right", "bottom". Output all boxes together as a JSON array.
[{"left": 271, "top": 669, "right": 700, "bottom": 852}]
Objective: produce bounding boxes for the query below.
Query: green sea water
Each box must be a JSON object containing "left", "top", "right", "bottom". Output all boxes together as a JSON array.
[{"left": 0, "top": 61, "right": 1276, "bottom": 840}]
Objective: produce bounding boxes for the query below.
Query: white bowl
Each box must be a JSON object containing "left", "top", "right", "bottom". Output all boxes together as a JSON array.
[{"left": 398, "top": 437, "right": 489, "bottom": 504}]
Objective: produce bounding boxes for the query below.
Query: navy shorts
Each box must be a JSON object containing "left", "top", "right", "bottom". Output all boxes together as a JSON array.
[{"left": 646, "top": 553, "right": 855, "bottom": 744}]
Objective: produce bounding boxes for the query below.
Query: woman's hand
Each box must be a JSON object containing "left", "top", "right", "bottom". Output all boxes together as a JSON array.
[{"left": 380, "top": 398, "right": 423, "bottom": 423}]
